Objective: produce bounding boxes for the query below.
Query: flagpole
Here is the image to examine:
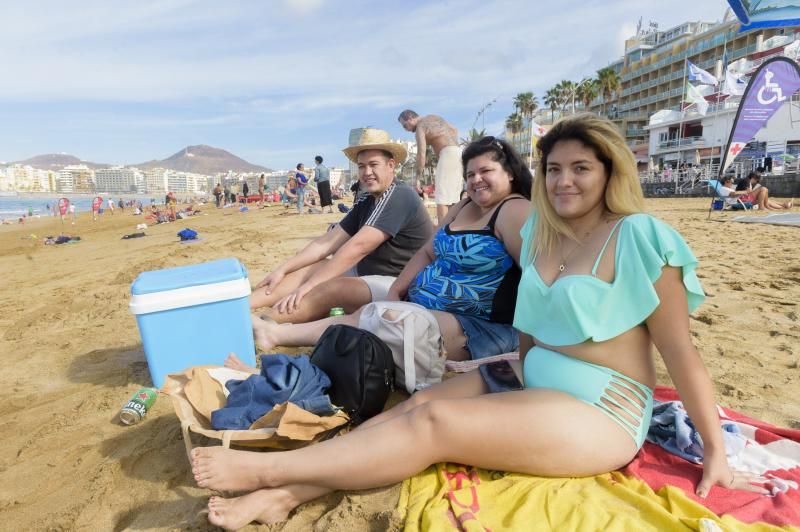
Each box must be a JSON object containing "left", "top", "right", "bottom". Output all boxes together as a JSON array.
[
  {"left": 712, "top": 27, "right": 730, "bottom": 180},
  {"left": 676, "top": 56, "right": 688, "bottom": 194}
]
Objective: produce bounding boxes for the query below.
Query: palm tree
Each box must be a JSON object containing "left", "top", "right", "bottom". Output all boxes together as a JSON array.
[
  {"left": 596, "top": 66, "right": 621, "bottom": 117},
  {"left": 544, "top": 88, "right": 559, "bottom": 122},
  {"left": 505, "top": 112, "right": 523, "bottom": 136},
  {"left": 513, "top": 92, "right": 539, "bottom": 120},
  {"left": 576, "top": 78, "right": 599, "bottom": 110},
  {"left": 557, "top": 80, "right": 576, "bottom": 113},
  {"left": 460, "top": 127, "right": 487, "bottom": 145}
]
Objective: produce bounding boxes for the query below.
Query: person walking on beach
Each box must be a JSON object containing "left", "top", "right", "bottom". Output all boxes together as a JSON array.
[
  {"left": 258, "top": 174, "right": 265, "bottom": 208},
  {"left": 242, "top": 181, "right": 250, "bottom": 206},
  {"left": 398, "top": 109, "right": 462, "bottom": 225},
  {"left": 313, "top": 156, "right": 334, "bottom": 214},
  {"left": 107, "top": 198, "right": 115, "bottom": 215},
  {"left": 250, "top": 128, "right": 433, "bottom": 323}
]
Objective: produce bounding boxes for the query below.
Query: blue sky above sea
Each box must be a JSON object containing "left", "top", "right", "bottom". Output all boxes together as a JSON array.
[{"left": 0, "top": 0, "right": 726, "bottom": 170}]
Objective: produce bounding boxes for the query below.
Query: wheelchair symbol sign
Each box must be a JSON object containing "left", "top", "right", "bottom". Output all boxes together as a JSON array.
[{"left": 757, "top": 69, "right": 788, "bottom": 106}]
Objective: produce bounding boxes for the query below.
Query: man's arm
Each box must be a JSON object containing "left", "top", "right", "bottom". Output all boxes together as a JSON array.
[
  {"left": 415, "top": 127, "right": 427, "bottom": 187},
  {"left": 274, "top": 225, "right": 390, "bottom": 312},
  {"left": 255, "top": 227, "right": 350, "bottom": 292}
]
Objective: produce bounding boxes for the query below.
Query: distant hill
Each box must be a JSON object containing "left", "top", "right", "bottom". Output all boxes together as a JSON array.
[
  {"left": 12, "top": 153, "right": 110, "bottom": 170},
  {"left": 11, "top": 145, "right": 271, "bottom": 174},
  {"left": 135, "top": 145, "right": 271, "bottom": 174}
]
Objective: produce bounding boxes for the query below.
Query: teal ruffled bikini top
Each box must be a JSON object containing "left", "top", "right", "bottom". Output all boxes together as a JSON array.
[{"left": 513, "top": 212, "right": 705, "bottom": 346}]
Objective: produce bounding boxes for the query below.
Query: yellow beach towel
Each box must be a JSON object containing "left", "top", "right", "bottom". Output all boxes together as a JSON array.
[{"left": 399, "top": 464, "right": 781, "bottom": 531}]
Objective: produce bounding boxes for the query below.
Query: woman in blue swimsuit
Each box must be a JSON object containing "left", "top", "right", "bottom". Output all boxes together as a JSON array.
[
  {"left": 246, "top": 137, "right": 530, "bottom": 362},
  {"left": 191, "top": 117, "right": 764, "bottom": 530}
]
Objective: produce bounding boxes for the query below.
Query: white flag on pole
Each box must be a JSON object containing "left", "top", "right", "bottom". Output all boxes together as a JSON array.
[
  {"left": 685, "top": 82, "right": 709, "bottom": 115},
  {"left": 688, "top": 61, "right": 719, "bottom": 86},
  {"left": 530, "top": 121, "right": 547, "bottom": 137},
  {"left": 724, "top": 69, "right": 747, "bottom": 96}
]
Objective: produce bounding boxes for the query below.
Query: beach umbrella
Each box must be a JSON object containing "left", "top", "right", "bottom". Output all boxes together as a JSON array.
[{"left": 726, "top": 0, "right": 800, "bottom": 30}]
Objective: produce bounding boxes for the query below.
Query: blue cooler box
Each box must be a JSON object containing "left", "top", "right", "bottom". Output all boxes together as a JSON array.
[{"left": 129, "top": 258, "right": 256, "bottom": 388}]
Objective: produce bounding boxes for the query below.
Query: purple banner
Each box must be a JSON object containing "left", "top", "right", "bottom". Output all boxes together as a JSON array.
[{"left": 721, "top": 57, "right": 800, "bottom": 175}]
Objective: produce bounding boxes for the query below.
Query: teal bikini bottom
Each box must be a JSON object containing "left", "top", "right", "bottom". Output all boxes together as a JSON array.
[{"left": 523, "top": 346, "right": 653, "bottom": 450}]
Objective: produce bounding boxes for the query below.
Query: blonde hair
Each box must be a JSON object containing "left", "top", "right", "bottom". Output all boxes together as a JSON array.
[{"left": 530, "top": 113, "right": 644, "bottom": 262}]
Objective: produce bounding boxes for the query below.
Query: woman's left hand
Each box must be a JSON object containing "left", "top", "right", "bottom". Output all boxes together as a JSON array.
[{"left": 696, "top": 452, "right": 770, "bottom": 498}]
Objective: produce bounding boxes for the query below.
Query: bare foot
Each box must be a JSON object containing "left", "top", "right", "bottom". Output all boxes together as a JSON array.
[
  {"left": 192, "top": 447, "right": 271, "bottom": 491},
  {"left": 224, "top": 353, "right": 258, "bottom": 375},
  {"left": 251, "top": 314, "right": 280, "bottom": 351},
  {"left": 207, "top": 490, "right": 294, "bottom": 530},
  {"left": 785, "top": 200, "right": 794, "bottom": 209}
]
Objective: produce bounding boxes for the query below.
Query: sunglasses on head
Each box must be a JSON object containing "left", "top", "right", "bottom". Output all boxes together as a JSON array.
[{"left": 477, "top": 136, "right": 505, "bottom": 153}]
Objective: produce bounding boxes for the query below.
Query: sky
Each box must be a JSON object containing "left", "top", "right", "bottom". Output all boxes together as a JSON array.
[{"left": 0, "top": 0, "right": 728, "bottom": 170}]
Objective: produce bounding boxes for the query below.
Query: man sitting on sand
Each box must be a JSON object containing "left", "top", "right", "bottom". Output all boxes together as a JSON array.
[
  {"left": 398, "top": 109, "right": 462, "bottom": 225},
  {"left": 250, "top": 128, "right": 434, "bottom": 323}
]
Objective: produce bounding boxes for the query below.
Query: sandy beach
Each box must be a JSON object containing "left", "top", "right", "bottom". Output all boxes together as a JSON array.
[{"left": 0, "top": 198, "right": 798, "bottom": 531}]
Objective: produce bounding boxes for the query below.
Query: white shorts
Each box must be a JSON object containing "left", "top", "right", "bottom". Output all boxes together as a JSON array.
[
  {"left": 435, "top": 145, "right": 464, "bottom": 206},
  {"left": 343, "top": 267, "right": 396, "bottom": 301}
]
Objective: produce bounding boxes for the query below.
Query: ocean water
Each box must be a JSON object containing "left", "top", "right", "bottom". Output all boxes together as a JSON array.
[{"left": 0, "top": 195, "right": 153, "bottom": 219}]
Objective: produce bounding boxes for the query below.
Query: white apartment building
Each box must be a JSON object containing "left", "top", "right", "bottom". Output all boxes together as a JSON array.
[
  {"left": 58, "top": 165, "right": 95, "bottom": 193},
  {"left": 646, "top": 91, "right": 800, "bottom": 175},
  {"left": 167, "top": 171, "right": 206, "bottom": 194},
  {"left": 143, "top": 168, "right": 169, "bottom": 194},
  {"left": 0, "top": 167, "right": 11, "bottom": 191},
  {"left": 645, "top": 35, "right": 800, "bottom": 174},
  {"left": 95, "top": 166, "right": 142, "bottom": 193}
]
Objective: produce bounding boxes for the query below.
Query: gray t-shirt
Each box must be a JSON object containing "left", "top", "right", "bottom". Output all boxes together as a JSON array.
[
  {"left": 314, "top": 164, "right": 330, "bottom": 183},
  {"left": 339, "top": 180, "right": 433, "bottom": 276}
]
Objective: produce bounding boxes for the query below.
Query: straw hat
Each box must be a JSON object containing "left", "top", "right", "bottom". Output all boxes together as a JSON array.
[{"left": 342, "top": 128, "right": 407, "bottom": 164}]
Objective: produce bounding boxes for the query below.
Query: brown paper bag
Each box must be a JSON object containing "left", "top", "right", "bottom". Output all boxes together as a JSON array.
[{"left": 162, "top": 365, "right": 350, "bottom": 460}]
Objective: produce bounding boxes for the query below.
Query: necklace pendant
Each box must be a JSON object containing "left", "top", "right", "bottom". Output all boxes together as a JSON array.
[{"left": 559, "top": 264, "right": 565, "bottom": 272}]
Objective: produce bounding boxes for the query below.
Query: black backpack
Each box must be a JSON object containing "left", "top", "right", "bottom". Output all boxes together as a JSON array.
[{"left": 310, "top": 324, "right": 395, "bottom": 425}]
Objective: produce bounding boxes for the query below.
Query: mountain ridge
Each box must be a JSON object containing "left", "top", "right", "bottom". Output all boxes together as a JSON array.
[{"left": 11, "top": 145, "right": 271, "bottom": 174}]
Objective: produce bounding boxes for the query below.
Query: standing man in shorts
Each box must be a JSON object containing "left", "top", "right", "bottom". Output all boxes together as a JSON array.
[{"left": 398, "top": 109, "right": 462, "bottom": 225}]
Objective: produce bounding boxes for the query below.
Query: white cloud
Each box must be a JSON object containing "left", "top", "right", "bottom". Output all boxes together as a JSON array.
[
  {"left": 0, "top": 0, "right": 730, "bottom": 166},
  {"left": 283, "top": 0, "right": 323, "bottom": 15}
]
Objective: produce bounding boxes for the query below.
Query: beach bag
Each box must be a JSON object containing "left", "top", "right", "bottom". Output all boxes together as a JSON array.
[
  {"left": 162, "top": 365, "right": 350, "bottom": 461},
  {"left": 358, "top": 302, "right": 446, "bottom": 394},
  {"left": 309, "top": 324, "right": 394, "bottom": 425}
]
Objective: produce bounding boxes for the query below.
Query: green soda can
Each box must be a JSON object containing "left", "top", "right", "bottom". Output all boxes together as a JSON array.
[
  {"left": 329, "top": 307, "right": 345, "bottom": 317},
  {"left": 120, "top": 388, "right": 158, "bottom": 425}
]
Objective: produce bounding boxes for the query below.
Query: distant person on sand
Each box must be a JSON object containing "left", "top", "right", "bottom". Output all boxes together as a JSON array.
[
  {"left": 258, "top": 174, "right": 266, "bottom": 207},
  {"left": 107, "top": 198, "right": 115, "bottom": 215},
  {"left": 283, "top": 173, "right": 298, "bottom": 208},
  {"left": 313, "top": 155, "right": 334, "bottom": 214},
  {"left": 213, "top": 183, "right": 223, "bottom": 208},
  {"left": 295, "top": 163, "right": 309, "bottom": 214},
  {"left": 69, "top": 204, "right": 76, "bottom": 225},
  {"left": 398, "top": 109, "right": 462, "bottom": 225},
  {"left": 250, "top": 128, "right": 434, "bottom": 323},
  {"left": 242, "top": 181, "right": 249, "bottom": 206}
]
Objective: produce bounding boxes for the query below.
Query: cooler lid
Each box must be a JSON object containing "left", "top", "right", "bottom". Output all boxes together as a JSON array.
[{"left": 131, "top": 258, "right": 248, "bottom": 295}]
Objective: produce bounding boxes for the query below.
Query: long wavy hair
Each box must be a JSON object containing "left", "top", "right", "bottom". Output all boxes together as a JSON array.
[
  {"left": 531, "top": 113, "right": 644, "bottom": 261},
  {"left": 461, "top": 137, "right": 533, "bottom": 200}
]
